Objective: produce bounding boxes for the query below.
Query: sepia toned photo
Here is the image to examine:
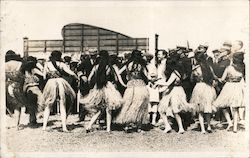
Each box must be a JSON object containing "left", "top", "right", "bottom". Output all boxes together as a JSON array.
[{"left": 0, "top": 1, "right": 249, "bottom": 157}]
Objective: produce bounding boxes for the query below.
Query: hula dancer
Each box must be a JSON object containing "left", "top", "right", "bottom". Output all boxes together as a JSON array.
[
  {"left": 156, "top": 53, "right": 192, "bottom": 134},
  {"left": 80, "top": 50, "right": 125, "bottom": 133},
  {"left": 42, "top": 51, "right": 78, "bottom": 132},
  {"left": 190, "top": 46, "right": 217, "bottom": 134},
  {"left": 115, "top": 50, "right": 149, "bottom": 133},
  {"left": 213, "top": 52, "right": 245, "bottom": 133}
]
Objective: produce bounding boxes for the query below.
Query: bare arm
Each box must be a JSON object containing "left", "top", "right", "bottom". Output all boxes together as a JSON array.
[
  {"left": 209, "top": 65, "right": 218, "bottom": 80},
  {"left": 88, "top": 65, "right": 97, "bottom": 81},
  {"left": 60, "top": 63, "right": 78, "bottom": 80},
  {"left": 156, "top": 72, "right": 178, "bottom": 86},
  {"left": 32, "top": 68, "right": 44, "bottom": 77},
  {"left": 219, "top": 67, "right": 229, "bottom": 82},
  {"left": 113, "top": 65, "right": 127, "bottom": 87}
]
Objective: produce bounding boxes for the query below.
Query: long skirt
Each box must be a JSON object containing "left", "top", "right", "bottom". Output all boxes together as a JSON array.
[
  {"left": 80, "top": 81, "right": 123, "bottom": 112},
  {"left": 43, "top": 78, "right": 76, "bottom": 108},
  {"left": 213, "top": 80, "right": 244, "bottom": 108},
  {"left": 115, "top": 79, "right": 149, "bottom": 125},
  {"left": 190, "top": 82, "right": 216, "bottom": 113},
  {"left": 158, "top": 86, "right": 191, "bottom": 117}
]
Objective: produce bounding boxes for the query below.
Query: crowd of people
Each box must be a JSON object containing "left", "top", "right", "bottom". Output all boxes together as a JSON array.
[{"left": 5, "top": 40, "right": 246, "bottom": 134}]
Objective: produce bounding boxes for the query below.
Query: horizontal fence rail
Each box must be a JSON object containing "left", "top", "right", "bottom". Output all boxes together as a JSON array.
[{"left": 24, "top": 23, "right": 149, "bottom": 58}]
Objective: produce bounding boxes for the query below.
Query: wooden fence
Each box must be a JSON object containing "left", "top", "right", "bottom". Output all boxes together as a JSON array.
[{"left": 24, "top": 23, "right": 149, "bottom": 57}]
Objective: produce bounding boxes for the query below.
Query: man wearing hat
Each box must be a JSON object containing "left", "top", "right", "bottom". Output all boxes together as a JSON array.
[
  {"left": 210, "top": 46, "right": 231, "bottom": 124},
  {"left": 231, "top": 40, "right": 244, "bottom": 56},
  {"left": 217, "top": 41, "right": 232, "bottom": 60}
]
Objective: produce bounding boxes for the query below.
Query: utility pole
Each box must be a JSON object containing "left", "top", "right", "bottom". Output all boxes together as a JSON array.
[{"left": 155, "top": 34, "right": 159, "bottom": 67}]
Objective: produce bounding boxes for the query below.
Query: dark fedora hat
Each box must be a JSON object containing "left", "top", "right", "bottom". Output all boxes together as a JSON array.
[{"left": 212, "top": 49, "right": 221, "bottom": 54}]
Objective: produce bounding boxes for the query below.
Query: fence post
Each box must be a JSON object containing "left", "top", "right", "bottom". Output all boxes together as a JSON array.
[
  {"left": 23, "top": 37, "right": 29, "bottom": 57},
  {"left": 97, "top": 28, "right": 100, "bottom": 53},
  {"left": 44, "top": 40, "right": 47, "bottom": 53}
]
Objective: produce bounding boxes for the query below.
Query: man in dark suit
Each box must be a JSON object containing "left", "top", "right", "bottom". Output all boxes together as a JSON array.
[{"left": 210, "top": 45, "right": 232, "bottom": 124}]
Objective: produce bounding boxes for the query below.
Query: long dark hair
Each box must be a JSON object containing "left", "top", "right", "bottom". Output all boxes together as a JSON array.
[
  {"left": 232, "top": 52, "right": 245, "bottom": 76},
  {"left": 126, "top": 50, "right": 148, "bottom": 71},
  {"left": 164, "top": 53, "right": 185, "bottom": 81},
  {"left": 96, "top": 50, "right": 113, "bottom": 89},
  {"left": 126, "top": 50, "right": 148, "bottom": 83},
  {"left": 20, "top": 56, "right": 38, "bottom": 74},
  {"left": 5, "top": 50, "right": 22, "bottom": 62},
  {"left": 78, "top": 55, "right": 93, "bottom": 76},
  {"left": 195, "top": 52, "right": 214, "bottom": 86}
]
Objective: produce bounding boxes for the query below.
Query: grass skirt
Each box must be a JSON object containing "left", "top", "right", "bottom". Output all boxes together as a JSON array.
[
  {"left": 158, "top": 86, "right": 192, "bottom": 117},
  {"left": 190, "top": 82, "right": 216, "bottom": 113},
  {"left": 43, "top": 78, "right": 76, "bottom": 108},
  {"left": 115, "top": 79, "right": 149, "bottom": 124},
  {"left": 6, "top": 81, "right": 28, "bottom": 113},
  {"left": 80, "top": 81, "right": 123, "bottom": 112},
  {"left": 213, "top": 81, "right": 244, "bottom": 108}
]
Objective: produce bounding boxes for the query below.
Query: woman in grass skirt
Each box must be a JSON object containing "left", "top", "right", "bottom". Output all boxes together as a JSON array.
[
  {"left": 115, "top": 50, "right": 149, "bottom": 132},
  {"left": 213, "top": 52, "right": 245, "bottom": 133},
  {"left": 22, "top": 56, "right": 45, "bottom": 125},
  {"left": 80, "top": 50, "right": 125, "bottom": 133},
  {"left": 42, "top": 51, "right": 78, "bottom": 132},
  {"left": 190, "top": 48, "right": 217, "bottom": 134},
  {"left": 5, "top": 50, "right": 28, "bottom": 130},
  {"left": 156, "top": 53, "right": 192, "bottom": 134}
]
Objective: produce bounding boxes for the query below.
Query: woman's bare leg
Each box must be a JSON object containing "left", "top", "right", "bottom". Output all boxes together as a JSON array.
[
  {"left": 198, "top": 112, "right": 206, "bottom": 134},
  {"left": 14, "top": 107, "right": 21, "bottom": 130},
  {"left": 160, "top": 112, "right": 172, "bottom": 133},
  {"left": 233, "top": 108, "right": 239, "bottom": 133},
  {"left": 222, "top": 108, "right": 232, "bottom": 130},
  {"left": 106, "top": 108, "right": 112, "bottom": 132},
  {"left": 205, "top": 113, "right": 212, "bottom": 132},
  {"left": 86, "top": 111, "right": 101, "bottom": 130},
  {"left": 174, "top": 113, "right": 185, "bottom": 134},
  {"left": 59, "top": 99, "right": 68, "bottom": 132},
  {"left": 42, "top": 106, "right": 51, "bottom": 131}
]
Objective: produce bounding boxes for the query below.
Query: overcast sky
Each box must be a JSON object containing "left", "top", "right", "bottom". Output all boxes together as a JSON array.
[{"left": 1, "top": 1, "right": 249, "bottom": 56}]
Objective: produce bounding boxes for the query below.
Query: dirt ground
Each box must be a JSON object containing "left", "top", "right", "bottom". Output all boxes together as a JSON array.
[{"left": 3, "top": 111, "right": 249, "bottom": 156}]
